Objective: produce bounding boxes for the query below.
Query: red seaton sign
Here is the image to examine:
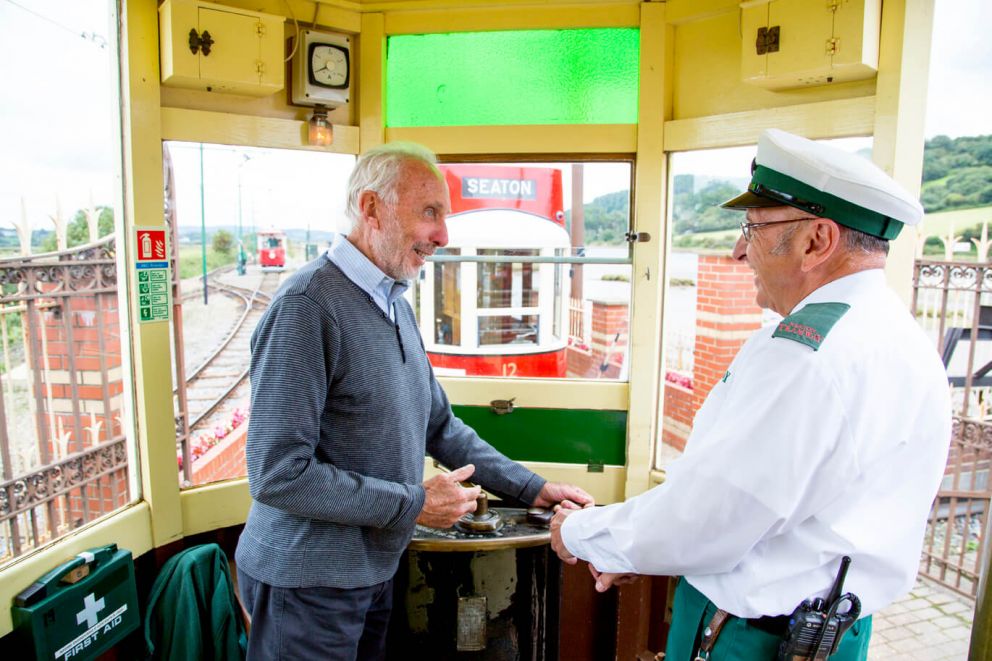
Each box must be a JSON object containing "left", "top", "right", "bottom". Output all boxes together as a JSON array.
[{"left": 440, "top": 164, "right": 565, "bottom": 227}]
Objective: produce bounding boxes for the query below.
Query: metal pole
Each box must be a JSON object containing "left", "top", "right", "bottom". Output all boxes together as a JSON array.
[
  {"left": 570, "top": 163, "right": 585, "bottom": 301},
  {"left": 199, "top": 143, "right": 208, "bottom": 305}
]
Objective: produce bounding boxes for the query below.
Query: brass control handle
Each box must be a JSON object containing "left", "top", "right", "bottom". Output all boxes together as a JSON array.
[
  {"left": 526, "top": 507, "right": 553, "bottom": 526},
  {"left": 475, "top": 492, "right": 489, "bottom": 516}
]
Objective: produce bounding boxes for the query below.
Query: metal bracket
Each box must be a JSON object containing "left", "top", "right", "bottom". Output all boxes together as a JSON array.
[
  {"left": 490, "top": 398, "right": 515, "bottom": 415},
  {"left": 625, "top": 231, "right": 651, "bottom": 243},
  {"left": 188, "top": 28, "right": 214, "bottom": 56},
  {"left": 587, "top": 461, "right": 604, "bottom": 473}
]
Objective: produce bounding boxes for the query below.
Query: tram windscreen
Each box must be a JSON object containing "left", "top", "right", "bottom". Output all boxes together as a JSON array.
[{"left": 413, "top": 161, "right": 633, "bottom": 380}]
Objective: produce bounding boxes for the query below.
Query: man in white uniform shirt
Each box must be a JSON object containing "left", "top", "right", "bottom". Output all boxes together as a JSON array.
[{"left": 551, "top": 129, "right": 951, "bottom": 660}]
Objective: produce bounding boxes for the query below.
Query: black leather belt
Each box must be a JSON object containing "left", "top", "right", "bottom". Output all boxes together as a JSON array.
[{"left": 746, "top": 614, "right": 790, "bottom": 637}]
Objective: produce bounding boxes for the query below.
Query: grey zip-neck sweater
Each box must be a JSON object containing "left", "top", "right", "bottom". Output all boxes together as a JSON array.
[{"left": 236, "top": 257, "right": 544, "bottom": 589}]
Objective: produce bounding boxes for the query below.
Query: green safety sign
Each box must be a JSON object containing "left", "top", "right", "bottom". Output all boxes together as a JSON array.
[
  {"left": 134, "top": 226, "right": 171, "bottom": 323},
  {"left": 12, "top": 544, "right": 139, "bottom": 661}
]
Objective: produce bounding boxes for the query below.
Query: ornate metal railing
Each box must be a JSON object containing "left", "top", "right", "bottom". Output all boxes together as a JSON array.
[
  {"left": 0, "top": 236, "right": 130, "bottom": 562},
  {"left": 0, "top": 238, "right": 118, "bottom": 301},
  {"left": 922, "top": 417, "right": 992, "bottom": 598},
  {"left": 0, "top": 437, "right": 128, "bottom": 561},
  {"left": 914, "top": 259, "right": 992, "bottom": 598},
  {"left": 913, "top": 259, "right": 992, "bottom": 417}
]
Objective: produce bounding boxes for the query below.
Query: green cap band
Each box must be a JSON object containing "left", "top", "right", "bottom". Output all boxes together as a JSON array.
[{"left": 752, "top": 166, "right": 903, "bottom": 240}]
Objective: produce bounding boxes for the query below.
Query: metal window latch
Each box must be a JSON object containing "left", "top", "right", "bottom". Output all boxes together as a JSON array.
[
  {"left": 490, "top": 398, "right": 515, "bottom": 415},
  {"left": 755, "top": 25, "right": 780, "bottom": 55},
  {"left": 625, "top": 231, "right": 651, "bottom": 243},
  {"left": 188, "top": 28, "right": 214, "bottom": 56}
]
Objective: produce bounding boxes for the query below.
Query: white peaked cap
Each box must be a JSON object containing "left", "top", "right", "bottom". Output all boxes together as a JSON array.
[{"left": 722, "top": 129, "right": 924, "bottom": 239}]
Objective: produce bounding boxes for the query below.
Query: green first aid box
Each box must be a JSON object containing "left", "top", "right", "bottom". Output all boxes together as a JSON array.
[{"left": 12, "top": 544, "right": 139, "bottom": 661}]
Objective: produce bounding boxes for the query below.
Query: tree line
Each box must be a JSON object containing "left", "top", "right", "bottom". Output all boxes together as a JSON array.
[
  {"left": 575, "top": 134, "right": 992, "bottom": 245},
  {"left": 921, "top": 134, "right": 992, "bottom": 212}
]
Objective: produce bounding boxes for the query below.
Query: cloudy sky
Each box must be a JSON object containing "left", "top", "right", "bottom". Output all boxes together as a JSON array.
[
  {"left": 926, "top": 0, "right": 992, "bottom": 139},
  {"left": 0, "top": 0, "right": 989, "bottom": 233}
]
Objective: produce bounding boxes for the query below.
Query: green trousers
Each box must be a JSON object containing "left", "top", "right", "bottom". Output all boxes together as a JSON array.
[{"left": 665, "top": 578, "right": 872, "bottom": 661}]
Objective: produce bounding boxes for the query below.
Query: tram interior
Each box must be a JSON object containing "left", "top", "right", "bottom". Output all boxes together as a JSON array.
[{"left": 0, "top": 0, "right": 963, "bottom": 658}]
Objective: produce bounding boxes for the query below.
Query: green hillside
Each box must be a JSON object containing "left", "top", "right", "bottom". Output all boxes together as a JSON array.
[
  {"left": 577, "top": 134, "right": 992, "bottom": 248},
  {"left": 920, "top": 206, "right": 992, "bottom": 238}
]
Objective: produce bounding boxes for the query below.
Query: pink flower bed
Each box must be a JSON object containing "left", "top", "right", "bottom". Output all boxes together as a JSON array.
[
  {"left": 664, "top": 371, "right": 693, "bottom": 390},
  {"left": 177, "top": 407, "right": 249, "bottom": 471}
]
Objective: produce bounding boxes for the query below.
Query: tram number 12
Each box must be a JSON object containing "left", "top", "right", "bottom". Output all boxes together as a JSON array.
[{"left": 501, "top": 362, "right": 517, "bottom": 377}]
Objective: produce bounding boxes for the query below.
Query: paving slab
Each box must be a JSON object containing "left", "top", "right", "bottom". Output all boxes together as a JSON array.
[{"left": 868, "top": 577, "right": 975, "bottom": 660}]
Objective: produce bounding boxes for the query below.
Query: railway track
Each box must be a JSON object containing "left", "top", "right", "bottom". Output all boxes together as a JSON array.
[{"left": 175, "top": 270, "right": 282, "bottom": 454}]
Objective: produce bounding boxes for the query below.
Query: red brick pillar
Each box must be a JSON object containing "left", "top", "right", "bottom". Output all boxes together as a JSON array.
[
  {"left": 34, "top": 291, "right": 125, "bottom": 524},
  {"left": 566, "top": 297, "right": 629, "bottom": 378},
  {"left": 692, "top": 254, "right": 763, "bottom": 409},
  {"left": 662, "top": 253, "right": 762, "bottom": 452}
]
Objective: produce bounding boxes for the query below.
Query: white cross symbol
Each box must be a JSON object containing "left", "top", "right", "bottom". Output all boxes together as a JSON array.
[{"left": 76, "top": 593, "right": 105, "bottom": 628}]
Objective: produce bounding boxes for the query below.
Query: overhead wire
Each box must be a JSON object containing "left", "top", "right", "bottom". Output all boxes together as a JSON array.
[{"left": 2, "top": 0, "right": 107, "bottom": 48}]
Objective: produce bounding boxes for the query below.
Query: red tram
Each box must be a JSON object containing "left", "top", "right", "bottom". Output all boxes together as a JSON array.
[
  {"left": 256, "top": 229, "right": 287, "bottom": 270},
  {"left": 418, "top": 164, "right": 571, "bottom": 378}
]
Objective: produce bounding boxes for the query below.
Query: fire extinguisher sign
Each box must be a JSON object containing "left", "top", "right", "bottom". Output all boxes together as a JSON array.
[{"left": 134, "top": 227, "right": 171, "bottom": 324}]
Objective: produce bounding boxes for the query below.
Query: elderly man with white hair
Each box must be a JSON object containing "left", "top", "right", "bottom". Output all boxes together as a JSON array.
[{"left": 236, "top": 142, "right": 592, "bottom": 660}]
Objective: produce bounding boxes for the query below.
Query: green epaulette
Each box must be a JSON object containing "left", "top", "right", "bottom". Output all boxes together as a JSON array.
[{"left": 772, "top": 302, "right": 851, "bottom": 351}]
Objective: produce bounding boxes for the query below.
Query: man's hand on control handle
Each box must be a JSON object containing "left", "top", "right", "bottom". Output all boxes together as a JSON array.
[
  {"left": 532, "top": 481, "right": 594, "bottom": 509},
  {"left": 417, "top": 464, "right": 481, "bottom": 528}
]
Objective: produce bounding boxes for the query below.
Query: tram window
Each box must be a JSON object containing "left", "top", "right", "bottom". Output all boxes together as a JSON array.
[
  {"left": 657, "top": 138, "right": 873, "bottom": 468},
  {"left": 478, "top": 250, "right": 539, "bottom": 308},
  {"left": 434, "top": 249, "right": 461, "bottom": 346},
  {"left": 0, "top": 0, "right": 135, "bottom": 563},
  {"left": 413, "top": 161, "right": 633, "bottom": 380},
  {"left": 164, "top": 141, "right": 355, "bottom": 488},
  {"left": 479, "top": 315, "right": 540, "bottom": 346}
]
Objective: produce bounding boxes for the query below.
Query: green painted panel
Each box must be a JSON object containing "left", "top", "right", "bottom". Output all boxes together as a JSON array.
[
  {"left": 451, "top": 405, "right": 626, "bottom": 465},
  {"left": 386, "top": 29, "right": 639, "bottom": 127}
]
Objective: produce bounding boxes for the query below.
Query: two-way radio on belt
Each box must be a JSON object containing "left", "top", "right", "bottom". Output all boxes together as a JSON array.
[{"left": 778, "top": 556, "right": 862, "bottom": 661}]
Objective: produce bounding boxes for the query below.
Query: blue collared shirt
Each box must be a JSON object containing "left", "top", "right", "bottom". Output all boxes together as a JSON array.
[{"left": 326, "top": 233, "right": 409, "bottom": 321}]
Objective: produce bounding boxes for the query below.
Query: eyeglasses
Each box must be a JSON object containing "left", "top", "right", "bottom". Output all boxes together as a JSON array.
[{"left": 739, "top": 216, "right": 818, "bottom": 242}]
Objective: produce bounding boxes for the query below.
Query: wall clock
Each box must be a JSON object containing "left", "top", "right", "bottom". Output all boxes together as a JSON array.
[{"left": 291, "top": 29, "right": 350, "bottom": 107}]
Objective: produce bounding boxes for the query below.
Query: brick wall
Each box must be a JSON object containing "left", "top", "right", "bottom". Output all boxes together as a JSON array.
[
  {"left": 189, "top": 423, "right": 249, "bottom": 485},
  {"left": 567, "top": 298, "right": 628, "bottom": 379},
  {"left": 661, "top": 254, "right": 762, "bottom": 451}
]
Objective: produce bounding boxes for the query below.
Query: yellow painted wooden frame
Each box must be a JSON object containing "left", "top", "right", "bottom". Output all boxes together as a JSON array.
[
  {"left": 161, "top": 107, "right": 361, "bottom": 153},
  {"left": 663, "top": 97, "right": 877, "bottom": 153},
  {"left": 383, "top": 2, "right": 638, "bottom": 34},
  {"left": 0, "top": 0, "right": 939, "bottom": 640},
  {"left": 385, "top": 125, "right": 637, "bottom": 155},
  {"left": 440, "top": 378, "right": 627, "bottom": 410}
]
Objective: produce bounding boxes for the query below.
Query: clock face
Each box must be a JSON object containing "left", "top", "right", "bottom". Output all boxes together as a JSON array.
[{"left": 309, "top": 44, "right": 349, "bottom": 89}]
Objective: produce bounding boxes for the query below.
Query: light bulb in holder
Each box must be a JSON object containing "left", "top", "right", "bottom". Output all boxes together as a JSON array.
[{"left": 308, "top": 104, "right": 333, "bottom": 146}]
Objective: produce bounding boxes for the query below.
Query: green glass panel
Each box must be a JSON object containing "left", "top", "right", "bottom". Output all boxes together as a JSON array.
[
  {"left": 451, "top": 406, "right": 626, "bottom": 465},
  {"left": 386, "top": 29, "right": 639, "bottom": 127}
]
